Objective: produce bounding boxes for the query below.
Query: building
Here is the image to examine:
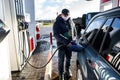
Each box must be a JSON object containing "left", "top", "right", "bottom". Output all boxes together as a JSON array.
[{"left": 100, "top": 0, "right": 120, "bottom": 11}]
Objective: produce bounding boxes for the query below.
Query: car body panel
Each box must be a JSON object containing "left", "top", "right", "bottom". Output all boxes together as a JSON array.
[{"left": 77, "top": 45, "right": 120, "bottom": 80}]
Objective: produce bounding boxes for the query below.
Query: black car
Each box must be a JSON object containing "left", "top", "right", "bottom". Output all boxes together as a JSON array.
[{"left": 76, "top": 7, "right": 120, "bottom": 80}]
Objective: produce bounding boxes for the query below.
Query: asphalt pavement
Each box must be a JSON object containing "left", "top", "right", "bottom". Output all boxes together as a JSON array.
[
  {"left": 40, "top": 26, "right": 77, "bottom": 80},
  {"left": 12, "top": 25, "right": 77, "bottom": 80}
]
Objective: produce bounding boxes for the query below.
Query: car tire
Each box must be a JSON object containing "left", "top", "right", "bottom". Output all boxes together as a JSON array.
[{"left": 76, "top": 61, "right": 83, "bottom": 80}]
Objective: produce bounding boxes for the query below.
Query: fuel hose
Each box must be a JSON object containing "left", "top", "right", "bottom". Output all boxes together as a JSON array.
[
  {"left": 26, "top": 44, "right": 63, "bottom": 69},
  {"left": 22, "top": 31, "right": 64, "bottom": 69}
]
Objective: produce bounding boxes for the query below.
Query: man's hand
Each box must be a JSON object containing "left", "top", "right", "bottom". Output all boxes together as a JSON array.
[
  {"left": 67, "top": 43, "right": 72, "bottom": 47},
  {"left": 81, "top": 39, "right": 88, "bottom": 47},
  {"left": 67, "top": 40, "right": 78, "bottom": 47},
  {"left": 70, "top": 41, "right": 77, "bottom": 45}
]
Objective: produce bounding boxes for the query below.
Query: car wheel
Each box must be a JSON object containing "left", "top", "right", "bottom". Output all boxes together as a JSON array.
[{"left": 76, "top": 62, "right": 83, "bottom": 80}]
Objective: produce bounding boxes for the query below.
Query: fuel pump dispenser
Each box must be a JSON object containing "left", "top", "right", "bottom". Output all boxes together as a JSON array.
[{"left": 17, "top": 18, "right": 30, "bottom": 68}]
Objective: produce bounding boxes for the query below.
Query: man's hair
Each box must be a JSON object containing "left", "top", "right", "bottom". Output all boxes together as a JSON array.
[{"left": 62, "top": 8, "right": 69, "bottom": 16}]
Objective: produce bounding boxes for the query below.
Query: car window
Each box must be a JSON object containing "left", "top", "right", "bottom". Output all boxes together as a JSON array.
[
  {"left": 102, "top": 18, "right": 113, "bottom": 30},
  {"left": 91, "top": 18, "right": 113, "bottom": 52},
  {"left": 84, "top": 16, "right": 106, "bottom": 46},
  {"left": 85, "top": 16, "right": 106, "bottom": 33},
  {"left": 112, "top": 18, "right": 120, "bottom": 28},
  {"left": 109, "top": 17, "right": 120, "bottom": 47}
]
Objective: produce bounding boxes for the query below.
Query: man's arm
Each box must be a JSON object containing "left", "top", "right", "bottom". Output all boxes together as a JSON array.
[{"left": 53, "top": 23, "right": 71, "bottom": 45}]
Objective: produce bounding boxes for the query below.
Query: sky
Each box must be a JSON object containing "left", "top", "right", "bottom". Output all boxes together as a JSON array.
[{"left": 35, "top": 0, "right": 100, "bottom": 20}]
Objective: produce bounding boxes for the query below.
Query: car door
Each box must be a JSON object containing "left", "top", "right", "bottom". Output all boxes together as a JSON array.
[
  {"left": 77, "top": 16, "right": 107, "bottom": 80},
  {"left": 97, "top": 17, "right": 120, "bottom": 79}
]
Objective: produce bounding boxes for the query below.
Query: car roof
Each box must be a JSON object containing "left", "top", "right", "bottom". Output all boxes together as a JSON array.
[
  {"left": 86, "top": 7, "right": 120, "bottom": 28},
  {"left": 86, "top": 12, "right": 100, "bottom": 15},
  {"left": 92, "top": 7, "right": 120, "bottom": 19}
]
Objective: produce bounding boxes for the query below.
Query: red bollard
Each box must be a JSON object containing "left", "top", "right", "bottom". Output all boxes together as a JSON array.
[
  {"left": 50, "top": 32, "right": 52, "bottom": 45},
  {"left": 29, "top": 37, "right": 34, "bottom": 52}
]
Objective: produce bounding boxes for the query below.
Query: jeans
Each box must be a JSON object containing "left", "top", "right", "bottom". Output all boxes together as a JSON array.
[
  {"left": 58, "top": 46, "right": 72, "bottom": 76},
  {"left": 68, "top": 44, "right": 84, "bottom": 52}
]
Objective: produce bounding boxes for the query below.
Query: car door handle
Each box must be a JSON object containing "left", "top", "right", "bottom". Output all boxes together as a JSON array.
[{"left": 87, "top": 58, "right": 95, "bottom": 69}]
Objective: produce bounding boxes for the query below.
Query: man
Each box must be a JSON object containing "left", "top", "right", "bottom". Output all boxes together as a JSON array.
[
  {"left": 53, "top": 8, "right": 84, "bottom": 80},
  {"left": 53, "top": 8, "right": 72, "bottom": 80}
]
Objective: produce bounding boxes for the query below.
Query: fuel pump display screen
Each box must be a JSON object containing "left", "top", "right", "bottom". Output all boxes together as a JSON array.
[
  {"left": 0, "top": 19, "right": 10, "bottom": 42},
  {"left": 0, "top": 20, "right": 4, "bottom": 28}
]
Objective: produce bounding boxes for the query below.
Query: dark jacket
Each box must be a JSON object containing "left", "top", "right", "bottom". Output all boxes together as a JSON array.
[{"left": 53, "top": 15, "right": 72, "bottom": 46}]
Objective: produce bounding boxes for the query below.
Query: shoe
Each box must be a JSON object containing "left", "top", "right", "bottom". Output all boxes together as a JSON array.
[
  {"left": 59, "top": 74, "right": 64, "bottom": 80},
  {"left": 64, "top": 71, "right": 71, "bottom": 80}
]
